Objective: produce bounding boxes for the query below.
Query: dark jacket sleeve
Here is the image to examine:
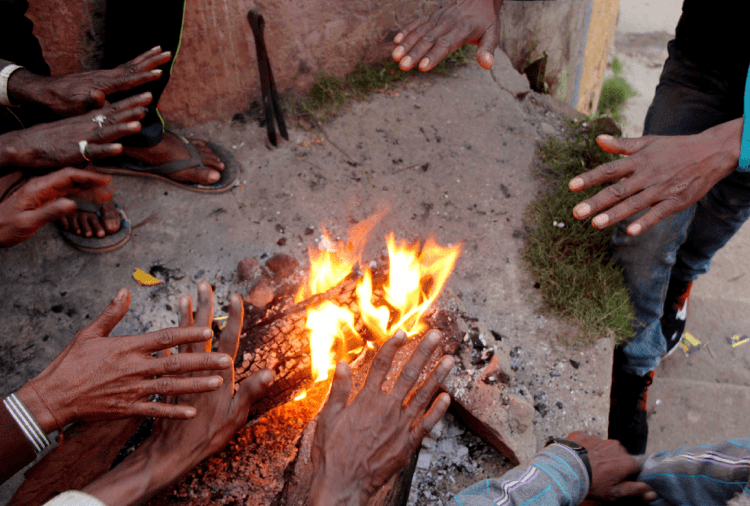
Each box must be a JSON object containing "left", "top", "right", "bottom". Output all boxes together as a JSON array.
[{"left": 0, "top": 401, "right": 37, "bottom": 485}]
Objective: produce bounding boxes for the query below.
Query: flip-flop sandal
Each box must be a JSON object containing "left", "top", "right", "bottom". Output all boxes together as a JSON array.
[
  {"left": 97, "top": 129, "right": 240, "bottom": 194},
  {"left": 57, "top": 199, "right": 131, "bottom": 253}
]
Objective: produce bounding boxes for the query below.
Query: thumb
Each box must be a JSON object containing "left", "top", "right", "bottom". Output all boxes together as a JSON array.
[
  {"left": 477, "top": 23, "right": 500, "bottom": 70},
  {"left": 609, "top": 481, "right": 657, "bottom": 502},
  {"left": 25, "top": 198, "right": 77, "bottom": 229},
  {"left": 84, "top": 288, "right": 130, "bottom": 338},
  {"left": 596, "top": 134, "right": 651, "bottom": 156},
  {"left": 236, "top": 369, "right": 275, "bottom": 413},
  {"left": 318, "top": 361, "right": 352, "bottom": 422}
]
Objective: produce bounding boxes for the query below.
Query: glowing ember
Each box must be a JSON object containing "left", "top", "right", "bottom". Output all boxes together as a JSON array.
[{"left": 298, "top": 214, "right": 461, "bottom": 385}]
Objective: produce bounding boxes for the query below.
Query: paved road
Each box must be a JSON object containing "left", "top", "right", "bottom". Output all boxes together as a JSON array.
[{"left": 612, "top": 1, "right": 750, "bottom": 455}]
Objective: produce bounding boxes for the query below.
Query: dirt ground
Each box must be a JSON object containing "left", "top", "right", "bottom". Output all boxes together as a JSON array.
[{"left": 0, "top": 54, "right": 614, "bottom": 504}]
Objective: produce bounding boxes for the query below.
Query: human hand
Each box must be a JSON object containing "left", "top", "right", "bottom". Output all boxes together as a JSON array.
[
  {"left": 567, "top": 432, "right": 657, "bottom": 502},
  {"left": 392, "top": 0, "right": 503, "bottom": 71},
  {"left": 309, "top": 330, "right": 454, "bottom": 505},
  {"left": 7, "top": 46, "right": 170, "bottom": 116},
  {"left": 0, "top": 92, "right": 152, "bottom": 169},
  {"left": 82, "top": 282, "right": 274, "bottom": 506},
  {"left": 568, "top": 118, "right": 743, "bottom": 236},
  {"left": 16, "top": 284, "right": 237, "bottom": 434},
  {"left": 0, "top": 168, "right": 112, "bottom": 247}
]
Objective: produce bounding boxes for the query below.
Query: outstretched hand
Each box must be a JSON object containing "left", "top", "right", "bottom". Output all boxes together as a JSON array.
[
  {"left": 0, "top": 168, "right": 112, "bottom": 247},
  {"left": 16, "top": 283, "right": 240, "bottom": 433},
  {"left": 82, "top": 282, "right": 274, "bottom": 506},
  {"left": 568, "top": 118, "right": 742, "bottom": 236},
  {"left": 392, "top": 0, "right": 503, "bottom": 71},
  {"left": 566, "top": 432, "right": 657, "bottom": 502},
  {"left": 7, "top": 46, "right": 170, "bottom": 116},
  {"left": 0, "top": 92, "right": 152, "bottom": 169},
  {"left": 309, "top": 330, "right": 454, "bottom": 505}
]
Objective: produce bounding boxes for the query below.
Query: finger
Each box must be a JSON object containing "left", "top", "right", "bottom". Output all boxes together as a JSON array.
[
  {"left": 218, "top": 293, "right": 243, "bottom": 358},
  {"left": 596, "top": 134, "right": 653, "bottom": 156},
  {"left": 69, "top": 183, "right": 114, "bottom": 206},
  {"left": 393, "top": 16, "right": 432, "bottom": 55},
  {"left": 132, "top": 50, "right": 171, "bottom": 71},
  {"left": 105, "top": 105, "right": 149, "bottom": 125},
  {"left": 362, "top": 330, "right": 407, "bottom": 393},
  {"left": 410, "top": 392, "right": 451, "bottom": 442},
  {"left": 83, "top": 143, "right": 124, "bottom": 159},
  {"left": 588, "top": 188, "right": 661, "bottom": 230},
  {"left": 142, "top": 374, "right": 226, "bottom": 396},
  {"left": 235, "top": 369, "right": 275, "bottom": 417},
  {"left": 417, "top": 22, "right": 473, "bottom": 72},
  {"left": 148, "top": 350, "right": 232, "bottom": 376},
  {"left": 318, "top": 361, "right": 352, "bottom": 421},
  {"left": 29, "top": 167, "right": 111, "bottom": 200},
  {"left": 104, "top": 92, "right": 153, "bottom": 114},
  {"left": 193, "top": 281, "right": 214, "bottom": 353},
  {"left": 397, "top": 21, "right": 439, "bottom": 70},
  {"left": 84, "top": 288, "right": 130, "bottom": 337},
  {"left": 626, "top": 200, "right": 684, "bottom": 236},
  {"left": 104, "top": 68, "right": 165, "bottom": 95},
  {"left": 476, "top": 24, "right": 500, "bottom": 70},
  {"left": 126, "top": 46, "right": 164, "bottom": 66},
  {"left": 141, "top": 326, "right": 213, "bottom": 353},
  {"left": 406, "top": 355, "right": 454, "bottom": 416},
  {"left": 23, "top": 198, "right": 77, "bottom": 230},
  {"left": 90, "top": 121, "right": 141, "bottom": 145},
  {"left": 609, "top": 481, "right": 657, "bottom": 502},
  {"left": 177, "top": 294, "right": 193, "bottom": 354},
  {"left": 130, "top": 401, "right": 197, "bottom": 419},
  {"left": 573, "top": 176, "right": 642, "bottom": 221},
  {"left": 391, "top": 330, "right": 442, "bottom": 401}
]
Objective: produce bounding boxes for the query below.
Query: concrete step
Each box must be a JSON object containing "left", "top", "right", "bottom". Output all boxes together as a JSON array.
[
  {"left": 655, "top": 296, "right": 750, "bottom": 386},
  {"left": 645, "top": 377, "right": 750, "bottom": 455}
]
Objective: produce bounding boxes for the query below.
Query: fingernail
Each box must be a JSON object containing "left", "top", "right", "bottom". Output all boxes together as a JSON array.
[
  {"left": 114, "top": 288, "right": 127, "bottom": 301},
  {"left": 441, "top": 356, "right": 455, "bottom": 370},
  {"left": 419, "top": 58, "right": 430, "bottom": 70},
  {"left": 184, "top": 407, "right": 196, "bottom": 417},
  {"left": 393, "top": 46, "right": 404, "bottom": 59},
  {"left": 127, "top": 121, "right": 140, "bottom": 129},
  {"left": 573, "top": 203, "right": 591, "bottom": 218},
  {"left": 219, "top": 356, "right": 232, "bottom": 367},
  {"left": 208, "top": 377, "right": 222, "bottom": 388},
  {"left": 569, "top": 177, "right": 584, "bottom": 190},
  {"left": 598, "top": 134, "right": 613, "bottom": 141},
  {"left": 628, "top": 223, "right": 643, "bottom": 236},
  {"left": 592, "top": 214, "right": 609, "bottom": 228},
  {"left": 202, "top": 328, "right": 213, "bottom": 339},
  {"left": 394, "top": 33, "right": 404, "bottom": 44},
  {"left": 401, "top": 56, "right": 412, "bottom": 68},
  {"left": 151, "top": 69, "right": 162, "bottom": 75},
  {"left": 140, "top": 92, "right": 153, "bottom": 100},
  {"left": 151, "top": 45, "right": 161, "bottom": 52},
  {"left": 643, "top": 491, "right": 658, "bottom": 501},
  {"left": 427, "top": 331, "right": 441, "bottom": 345}
]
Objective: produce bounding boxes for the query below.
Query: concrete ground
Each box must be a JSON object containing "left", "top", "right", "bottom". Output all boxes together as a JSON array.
[
  {"left": 612, "top": 1, "right": 750, "bottom": 455},
  {"left": 0, "top": 53, "right": 613, "bottom": 504}
]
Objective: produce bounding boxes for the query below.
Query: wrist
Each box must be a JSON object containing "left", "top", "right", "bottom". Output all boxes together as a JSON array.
[
  {"left": 16, "top": 382, "right": 60, "bottom": 434},
  {"left": 6, "top": 69, "right": 50, "bottom": 106},
  {"left": 706, "top": 117, "right": 743, "bottom": 174}
]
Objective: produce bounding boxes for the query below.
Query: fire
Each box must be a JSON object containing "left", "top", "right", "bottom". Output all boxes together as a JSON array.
[{"left": 298, "top": 215, "right": 461, "bottom": 385}]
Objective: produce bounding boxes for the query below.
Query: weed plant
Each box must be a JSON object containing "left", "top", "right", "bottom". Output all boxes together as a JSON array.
[
  {"left": 295, "top": 46, "right": 476, "bottom": 122},
  {"left": 522, "top": 119, "right": 635, "bottom": 346},
  {"left": 597, "top": 56, "right": 637, "bottom": 121}
]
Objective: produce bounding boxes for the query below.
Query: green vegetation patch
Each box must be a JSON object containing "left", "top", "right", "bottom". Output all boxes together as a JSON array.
[
  {"left": 522, "top": 119, "right": 635, "bottom": 346},
  {"left": 294, "top": 46, "right": 476, "bottom": 122},
  {"left": 597, "top": 56, "right": 637, "bottom": 121}
]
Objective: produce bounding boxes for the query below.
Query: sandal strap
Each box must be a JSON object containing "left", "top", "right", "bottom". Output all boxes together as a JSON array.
[
  {"left": 70, "top": 198, "right": 102, "bottom": 214},
  {"left": 144, "top": 132, "right": 202, "bottom": 175}
]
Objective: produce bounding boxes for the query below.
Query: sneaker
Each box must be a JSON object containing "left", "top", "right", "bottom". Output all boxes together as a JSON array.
[
  {"left": 608, "top": 361, "right": 654, "bottom": 455},
  {"left": 661, "top": 279, "right": 693, "bottom": 357}
]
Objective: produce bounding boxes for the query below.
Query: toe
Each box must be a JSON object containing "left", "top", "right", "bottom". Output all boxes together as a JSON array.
[
  {"left": 89, "top": 214, "right": 105, "bottom": 238},
  {"left": 80, "top": 214, "right": 94, "bottom": 238},
  {"left": 100, "top": 200, "right": 121, "bottom": 234},
  {"left": 195, "top": 143, "right": 225, "bottom": 171}
]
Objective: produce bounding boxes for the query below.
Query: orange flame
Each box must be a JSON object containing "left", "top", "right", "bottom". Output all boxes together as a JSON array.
[{"left": 299, "top": 214, "right": 460, "bottom": 385}]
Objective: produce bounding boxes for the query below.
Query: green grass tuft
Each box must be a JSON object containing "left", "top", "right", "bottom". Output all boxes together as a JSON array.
[
  {"left": 522, "top": 119, "right": 635, "bottom": 346},
  {"left": 597, "top": 56, "right": 637, "bottom": 121},
  {"left": 294, "top": 46, "right": 477, "bottom": 122}
]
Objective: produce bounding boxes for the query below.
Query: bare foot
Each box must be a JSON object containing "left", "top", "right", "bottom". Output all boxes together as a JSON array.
[
  {"left": 122, "top": 132, "right": 224, "bottom": 185},
  {"left": 59, "top": 199, "right": 120, "bottom": 238}
]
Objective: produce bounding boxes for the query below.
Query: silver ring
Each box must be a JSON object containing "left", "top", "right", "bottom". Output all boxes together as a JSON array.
[
  {"left": 78, "top": 140, "right": 90, "bottom": 161},
  {"left": 92, "top": 114, "right": 107, "bottom": 128}
]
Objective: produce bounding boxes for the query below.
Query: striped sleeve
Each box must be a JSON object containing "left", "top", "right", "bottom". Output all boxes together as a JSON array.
[
  {"left": 448, "top": 444, "right": 589, "bottom": 506},
  {"left": 637, "top": 439, "right": 750, "bottom": 506},
  {"left": 3, "top": 393, "right": 50, "bottom": 453}
]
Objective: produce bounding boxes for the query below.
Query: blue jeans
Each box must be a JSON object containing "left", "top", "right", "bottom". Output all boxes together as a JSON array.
[{"left": 613, "top": 41, "right": 750, "bottom": 376}]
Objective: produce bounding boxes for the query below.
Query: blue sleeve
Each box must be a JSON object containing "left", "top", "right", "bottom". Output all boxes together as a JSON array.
[
  {"left": 448, "top": 444, "right": 590, "bottom": 506},
  {"left": 638, "top": 439, "right": 750, "bottom": 506}
]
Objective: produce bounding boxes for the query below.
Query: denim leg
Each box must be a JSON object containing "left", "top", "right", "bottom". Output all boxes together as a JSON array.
[
  {"left": 611, "top": 40, "right": 743, "bottom": 376},
  {"left": 672, "top": 171, "right": 750, "bottom": 281}
]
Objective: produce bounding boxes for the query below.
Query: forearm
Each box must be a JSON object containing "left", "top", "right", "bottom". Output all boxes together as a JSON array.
[
  {"left": 0, "top": 396, "right": 46, "bottom": 485},
  {"left": 6, "top": 68, "right": 52, "bottom": 107},
  {"left": 703, "top": 117, "right": 743, "bottom": 173},
  {"left": 448, "top": 444, "right": 590, "bottom": 506}
]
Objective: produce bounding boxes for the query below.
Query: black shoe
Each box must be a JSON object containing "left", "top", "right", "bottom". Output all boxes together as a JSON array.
[
  {"left": 661, "top": 278, "right": 693, "bottom": 357},
  {"left": 608, "top": 356, "right": 654, "bottom": 455}
]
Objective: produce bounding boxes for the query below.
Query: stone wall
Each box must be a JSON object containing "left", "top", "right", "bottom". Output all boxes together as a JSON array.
[{"left": 24, "top": 0, "right": 617, "bottom": 125}]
